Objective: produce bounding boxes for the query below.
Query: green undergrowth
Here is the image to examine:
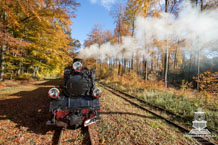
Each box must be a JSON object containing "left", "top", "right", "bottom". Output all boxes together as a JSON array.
[
  {"left": 139, "top": 91, "right": 217, "bottom": 131},
  {"left": 101, "top": 80, "right": 218, "bottom": 134}
]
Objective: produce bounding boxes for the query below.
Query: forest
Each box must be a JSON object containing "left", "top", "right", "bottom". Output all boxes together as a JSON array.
[
  {"left": 0, "top": 0, "right": 217, "bottom": 144},
  {"left": 1, "top": 0, "right": 218, "bottom": 91},
  {"left": 80, "top": 0, "right": 218, "bottom": 134},
  {"left": 82, "top": 0, "right": 218, "bottom": 92},
  {"left": 0, "top": 0, "right": 80, "bottom": 81}
]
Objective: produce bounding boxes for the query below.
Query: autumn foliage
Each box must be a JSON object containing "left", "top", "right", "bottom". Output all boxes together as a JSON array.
[
  {"left": 194, "top": 71, "right": 218, "bottom": 94},
  {"left": 0, "top": 0, "right": 80, "bottom": 80}
]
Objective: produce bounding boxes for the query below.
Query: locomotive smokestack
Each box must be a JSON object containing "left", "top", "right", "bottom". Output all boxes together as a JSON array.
[{"left": 73, "top": 58, "right": 83, "bottom": 63}]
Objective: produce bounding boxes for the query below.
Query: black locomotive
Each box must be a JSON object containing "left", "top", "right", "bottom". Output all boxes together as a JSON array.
[{"left": 47, "top": 58, "right": 101, "bottom": 128}]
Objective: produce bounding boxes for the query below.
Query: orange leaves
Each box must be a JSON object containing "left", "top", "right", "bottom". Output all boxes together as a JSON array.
[
  {"left": 0, "top": 31, "right": 31, "bottom": 48},
  {"left": 126, "top": 0, "right": 160, "bottom": 18},
  {"left": 18, "top": 0, "right": 30, "bottom": 17},
  {"left": 0, "top": 0, "right": 80, "bottom": 78},
  {"left": 193, "top": 71, "right": 218, "bottom": 93},
  {"left": 85, "top": 24, "right": 105, "bottom": 47},
  {"left": 28, "top": 3, "right": 41, "bottom": 22}
]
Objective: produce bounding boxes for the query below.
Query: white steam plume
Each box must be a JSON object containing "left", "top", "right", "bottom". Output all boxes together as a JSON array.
[{"left": 79, "top": 2, "right": 218, "bottom": 62}]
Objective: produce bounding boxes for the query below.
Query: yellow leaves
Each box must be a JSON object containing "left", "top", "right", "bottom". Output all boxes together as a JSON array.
[
  {"left": 194, "top": 71, "right": 218, "bottom": 94},
  {"left": 101, "top": 138, "right": 105, "bottom": 145},
  {"left": 17, "top": 0, "right": 30, "bottom": 17},
  {"left": 0, "top": 0, "right": 79, "bottom": 78}
]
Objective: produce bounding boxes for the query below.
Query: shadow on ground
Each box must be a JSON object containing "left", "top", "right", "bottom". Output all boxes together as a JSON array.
[
  {"left": 0, "top": 80, "right": 159, "bottom": 135},
  {"left": 0, "top": 80, "right": 60, "bottom": 135},
  {"left": 36, "top": 79, "right": 62, "bottom": 86}
]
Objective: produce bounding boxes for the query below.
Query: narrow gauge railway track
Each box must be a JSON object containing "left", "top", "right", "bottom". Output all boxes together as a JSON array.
[
  {"left": 99, "top": 82, "right": 217, "bottom": 134},
  {"left": 88, "top": 126, "right": 95, "bottom": 145},
  {"left": 52, "top": 127, "right": 63, "bottom": 145},
  {"left": 99, "top": 83, "right": 216, "bottom": 145},
  {"left": 81, "top": 126, "right": 95, "bottom": 145},
  {"left": 51, "top": 126, "right": 95, "bottom": 145}
]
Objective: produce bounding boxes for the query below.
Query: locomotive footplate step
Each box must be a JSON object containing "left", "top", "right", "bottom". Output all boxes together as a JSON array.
[{"left": 84, "top": 116, "right": 100, "bottom": 127}]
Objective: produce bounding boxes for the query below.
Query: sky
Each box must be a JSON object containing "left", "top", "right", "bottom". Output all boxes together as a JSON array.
[{"left": 71, "top": 0, "right": 120, "bottom": 47}]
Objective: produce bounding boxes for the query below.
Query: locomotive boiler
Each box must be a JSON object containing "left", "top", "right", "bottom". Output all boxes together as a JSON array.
[{"left": 47, "top": 58, "right": 101, "bottom": 128}]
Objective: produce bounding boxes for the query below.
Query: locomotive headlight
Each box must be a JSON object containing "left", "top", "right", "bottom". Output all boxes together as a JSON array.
[
  {"left": 92, "top": 88, "right": 102, "bottom": 98},
  {"left": 72, "top": 61, "right": 83, "bottom": 72},
  {"left": 48, "top": 88, "right": 60, "bottom": 99}
]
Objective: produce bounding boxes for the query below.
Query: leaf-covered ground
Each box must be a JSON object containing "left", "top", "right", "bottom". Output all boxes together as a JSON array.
[
  {"left": 0, "top": 80, "right": 199, "bottom": 144},
  {"left": 0, "top": 80, "right": 95, "bottom": 145},
  {"left": 94, "top": 85, "right": 199, "bottom": 145}
]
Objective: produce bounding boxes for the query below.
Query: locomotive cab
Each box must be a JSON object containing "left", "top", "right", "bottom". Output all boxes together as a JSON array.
[{"left": 47, "top": 58, "right": 101, "bottom": 128}]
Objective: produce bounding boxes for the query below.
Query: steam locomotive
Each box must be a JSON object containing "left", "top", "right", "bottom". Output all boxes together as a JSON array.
[{"left": 46, "top": 58, "right": 101, "bottom": 128}]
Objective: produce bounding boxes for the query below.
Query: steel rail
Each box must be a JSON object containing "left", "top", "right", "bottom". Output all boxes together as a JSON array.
[
  {"left": 81, "top": 126, "right": 95, "bottom": 145},
  {"left": 88, "top": 126, "right": 95, "bottom": 145},
  {"left": 98, "top": 82, "right": 218, "bottom": 135},
  {"left": 51, "top": 126, "right": 95, "bottom": 145},
  {"left": 52, "top": 127, "right": 63, "bottom": 145}
]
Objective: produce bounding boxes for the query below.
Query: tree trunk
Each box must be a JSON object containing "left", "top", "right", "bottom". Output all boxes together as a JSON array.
[
  {"left": 18, "top": 63, "right": 22, "bottom": 75},
  {"left": 0, "top": 44, "right": 6, "bottom": 81},
  {"left": 109, "top": 58, "right": 112, "bottom": 69},
  {"left": 164, "top": 0, "right": 169, "bottom": 87},
  {"left": 33, "top": 70, "right": 36, "bottom": 78},
  {"left": 188, "top": 52, "right": 193, "bottom": 81},
  {"left": 10, "top": 70, "right": 13, "bottom": 80},
  {"left": 122, "top": 58, "right": 127, "bottom": 74},
  {"left": 112, "top": 58, "right": 116, "bottom": 70},
  {"left": 100, "top": 60, "right": 102, "bottom": 79},
  {"left": 130, "top": 14, "right": 135, "bottom": 72},
  {"left": 122, "top": 58, "right": 124, "bottom": 74},
  {"left": 144, "top": 60, "right": 148, "bottom": 81},
  {"left": 1, "top": 6, "right": 7, "bottom": 81},
  {"left": 118, "top": 61, "right": 121, "bottom": 75},
  {"left": 165, "top": 0, "right": 168, "bottom": 12},
  {"left": 197, "top": 47, "right": 200, "bottom": 91},
  {"left": 200, "top": 0, "right": 203, "bottom": 10},
  {"left": 157, "top": 52, "right": 160, "bottom": 71},
  {"left": 162, "top": 54, "right": 165, "bottom": 79},
  {"left": 174, "top": 46, "right": 178, "bottom": 69},
  {"left": 136, "top": 59, "right": 139, "bottom": 74},
  {"left": 131, "top": 54, "right": 134, "bottom": 70},
  {"left": 114, "top": 58, "right": 117, "bottom": 69},
  {"left": 168, "top": 52, "right": 170, "bottom": 71},
  {"left": 117, "top": 14, "right": 122, "bottom": 75},
  {"left": 132, "top": 15, "right": 135, "bottom": 37},
  {"left": 165, "top": 41, "right": 169, "bottom": 88},
  {"left": 151, "top": 53, "right": 153, "bottom": 71}
]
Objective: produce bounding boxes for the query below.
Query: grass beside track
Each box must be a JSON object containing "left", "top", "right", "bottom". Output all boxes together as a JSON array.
[{"left": 101, "top": 80, "right": 218, "bottom": 136}]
